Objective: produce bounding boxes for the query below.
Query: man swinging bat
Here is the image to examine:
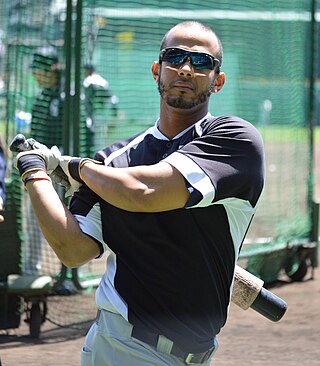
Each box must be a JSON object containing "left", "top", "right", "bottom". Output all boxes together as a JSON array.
[{"left": 12, "top": 21, "right": 286, "bottom": 366}]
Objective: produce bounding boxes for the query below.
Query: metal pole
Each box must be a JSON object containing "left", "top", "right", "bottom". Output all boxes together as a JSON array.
[
  {"left": 63, "top": 0, "right": 73, "bottom": 155},
  {"left": 73, "top": 0, "right": 83, "bottom": 156},
  {"left": 312, "top": 201, "right": 319, "bottom": 267},
  {"left": 308, "top": 0, "right": 317, "bottom": 237},
  {"left": 71, "top": 0, "right": 83, "bottom": 287},
  {"left": 58, "top": 0, "right": 74, "bottom": 284}
]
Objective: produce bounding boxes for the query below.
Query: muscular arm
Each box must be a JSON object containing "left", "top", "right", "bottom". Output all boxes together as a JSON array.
[
  {"left": 19, "top": 151, "right": 189, "bottom": 266},
  {"left": 80, "top": 161, "right": 190, "bottom": 212},
  {"left": 25, "top": 179, "right": 100, "bottom": 267}
]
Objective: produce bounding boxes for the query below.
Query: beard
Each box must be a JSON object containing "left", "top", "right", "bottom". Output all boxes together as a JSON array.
[{"left": 158, "top": 76, "right": 213, "bottom": 109}]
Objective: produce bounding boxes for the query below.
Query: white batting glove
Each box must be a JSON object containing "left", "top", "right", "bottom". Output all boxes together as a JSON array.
[
  {"left": 57, "top": 156, "right": 103, "bottom": 197},
  {"left": 57, "top": 156, "right": 83, "bottom": 197},
  {"left": 16, "top": 146, "right": 62, "bottom": 182}
]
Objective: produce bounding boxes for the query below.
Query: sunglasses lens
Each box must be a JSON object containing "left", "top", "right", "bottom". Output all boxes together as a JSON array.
[
  {"left": 191, "top": 55, "right": 213, "bottom": 70},
  {"left": 161, "top": 49, "right": 214, "bottom": 70},
  {"left": 162, "top": 49, "right": 186, "bottom": 65}
]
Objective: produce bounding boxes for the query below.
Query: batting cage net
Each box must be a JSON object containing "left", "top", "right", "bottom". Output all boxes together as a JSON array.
[{"left": 0, "top": 0, "right": 318, "bottom": 331}]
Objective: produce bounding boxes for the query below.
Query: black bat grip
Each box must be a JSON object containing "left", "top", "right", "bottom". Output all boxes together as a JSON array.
[
  {"left": 250, "top": 287, "right": 287, "bottom": 322},
  {"left": 9, "top": 133, "right": 29, "bottom": 152},
  {"left": 9, "top": 134, "right": 48, "bottom": 152}
]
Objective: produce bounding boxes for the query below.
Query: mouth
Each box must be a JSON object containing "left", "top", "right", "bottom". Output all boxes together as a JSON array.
[{"left": 172, "top": 81, "right": 194, "bottom": 91}]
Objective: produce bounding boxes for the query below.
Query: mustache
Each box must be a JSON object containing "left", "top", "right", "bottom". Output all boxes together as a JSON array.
[{"left": 158, "top": 79, "right": 195, "bottom": 93}]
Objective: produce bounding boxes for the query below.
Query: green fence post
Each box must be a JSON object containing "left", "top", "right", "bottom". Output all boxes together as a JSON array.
[
  {"left": 312, "top": 201, "right": 320, "bottom": 267},
  {"left": 308, "top": 0, "right": 317, "bottom": 237},
  {"left": 63, "top": 0, "right": 73, "bottom": 156},
  {"left": 73, "top": 0, "right": 82, "bottom": 156},
  {"left": 71, "top": 0, "right": 83, "bottom": 288}
]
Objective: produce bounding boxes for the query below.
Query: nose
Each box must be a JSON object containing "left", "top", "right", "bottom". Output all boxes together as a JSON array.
[{"left": 178, "top": 57, "right": 194, "bottom": 78}]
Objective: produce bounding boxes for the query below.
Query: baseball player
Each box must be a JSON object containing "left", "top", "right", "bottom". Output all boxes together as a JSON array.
[{"left": 15, "top": 21, "right": 265, "bottom": 365}]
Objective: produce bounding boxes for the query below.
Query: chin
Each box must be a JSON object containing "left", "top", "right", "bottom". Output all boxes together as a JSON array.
[{"left": 165, "top": 96, "right": 193, "bottom": 109}]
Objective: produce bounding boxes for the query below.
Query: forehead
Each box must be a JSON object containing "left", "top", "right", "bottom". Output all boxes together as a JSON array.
[{"left": 164, "top": 25, "right": 218, "bottom": 55}]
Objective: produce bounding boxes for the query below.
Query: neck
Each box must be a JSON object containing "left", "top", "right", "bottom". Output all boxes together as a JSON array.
[{"left": 158, "top": 100, "right": 209, "bottom": 139}]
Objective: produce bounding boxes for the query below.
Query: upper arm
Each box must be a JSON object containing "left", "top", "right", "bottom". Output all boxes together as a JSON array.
[{"left": 129, "top": 161, "right": 190, "bottom": 212}]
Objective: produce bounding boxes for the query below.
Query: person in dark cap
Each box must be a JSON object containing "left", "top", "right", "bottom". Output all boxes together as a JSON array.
[
  {"left": 23, "top": 46, "right": 64, "bottom": 274},
  {"left": 30, "top": 46, "right": 64, "bottom": 148},
  {"left": 30, "top": 46, "right": 59, "bottom": 73}
]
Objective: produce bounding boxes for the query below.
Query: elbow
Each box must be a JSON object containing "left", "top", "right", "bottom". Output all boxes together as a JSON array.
[
  {"left": 124, "top": 187, "right": 157, "bottom": 212},
  {"left": 58, "top": 255, "right": 84, "bottom": 269},
  {"left": 51, "top": 241, "right": 92, "bottom": 268}
]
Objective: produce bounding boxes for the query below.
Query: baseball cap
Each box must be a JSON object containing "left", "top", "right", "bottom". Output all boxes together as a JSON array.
[{"left": 30, "top": 46, "right": 59, "bottom": 70}]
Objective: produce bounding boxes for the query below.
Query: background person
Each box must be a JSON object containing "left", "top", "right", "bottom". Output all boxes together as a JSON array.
[
  {"left": 30, "top": 46, "right": 64, "bottom": 147},
  {"left": 23, "top": 46, "right": 64, "bottom": 274},
  {"left": 15, "top": 21, "right": 265, "bottom": 365},
  {"left": 83, "top": 62, "right": 118, "bottom": 157}
]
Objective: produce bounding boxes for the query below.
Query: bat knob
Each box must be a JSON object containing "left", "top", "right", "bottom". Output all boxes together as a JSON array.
[
  {"left": 251, "top": 287, "right": 288, "bottom": 322},
  {"left": 9, "top": 134, "right": 27, "bottom": 152}
]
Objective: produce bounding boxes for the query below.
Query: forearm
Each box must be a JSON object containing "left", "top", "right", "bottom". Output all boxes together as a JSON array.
[
  {"left": 25, "top": 178, "right": 100, "bottom": 267},
  {"left": 79, "top": 161, "right": 189, "bottom": 212}
]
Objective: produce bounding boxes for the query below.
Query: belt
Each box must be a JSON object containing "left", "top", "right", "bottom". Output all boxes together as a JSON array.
[
  {"left": 131, "top": 326, "right": 215, "bottom": 365},
  {"left": 95, "top": 310, "right": 215, "bottom": 364}
]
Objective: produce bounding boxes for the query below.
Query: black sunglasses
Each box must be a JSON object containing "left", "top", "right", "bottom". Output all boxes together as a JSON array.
[{"left": 159, "top": 47, "right": 220, "bottom": 71}]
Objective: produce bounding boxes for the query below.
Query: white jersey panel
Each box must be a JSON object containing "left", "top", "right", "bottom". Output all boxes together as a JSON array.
[
  {"left": 96, "top": 252, "right": 129, "bottom": 320},
  {"left": 103, "top": 126, "right": 155, "bottom": 166},
  {"left": 218, "top": 197, "right": 255, "bottom": 256},
  {"left": 74, "top": 203, "right": 108, "bottom": 253},
  {"left": 164, "top": 152, "right": 215, "bottom": 207}
]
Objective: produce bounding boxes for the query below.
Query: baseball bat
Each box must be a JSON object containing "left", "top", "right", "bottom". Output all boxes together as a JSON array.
[
  {"left": 232, "top": 265, "right": 287, "bottom": 322},
  {"left": 10, "top": 135, "right": 288, "bottom": 322}
]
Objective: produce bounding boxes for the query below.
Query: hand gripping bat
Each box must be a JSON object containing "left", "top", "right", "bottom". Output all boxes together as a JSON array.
[
  {"left": 9, "top": 133, "right": 69, "bottom": 186},
  {"left": 9, "top": 134, "right": 287, "bottom": 322},
  {"left": 9, "top": 133, "right": 48, "bottom": 152}
]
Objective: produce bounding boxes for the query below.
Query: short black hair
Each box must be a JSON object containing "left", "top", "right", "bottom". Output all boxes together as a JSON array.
[{"left": 160, "top": 21, "right": 223, "bottom": 66}]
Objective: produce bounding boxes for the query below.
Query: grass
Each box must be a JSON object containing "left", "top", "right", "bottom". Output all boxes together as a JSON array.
[{"left": 258, "top": 125, "right": 320, "bottom": 143}]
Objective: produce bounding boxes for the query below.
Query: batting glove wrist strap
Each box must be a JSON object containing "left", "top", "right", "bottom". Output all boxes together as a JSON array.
[
  {"left": 68, "top": 158, "right": 103, "bottom": 183},
  {"left": 17, "top": 154, "right": 46, "bottom": 177},
  {"left": 68, "top": 158, "right": 84, "bottom": 183}
]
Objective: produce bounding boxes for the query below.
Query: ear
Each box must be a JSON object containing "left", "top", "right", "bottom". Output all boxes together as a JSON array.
[
  {"left": 152, "top": 61, "right": 160, "bottom": 83},
  {"left": 212, "top": 72, "right": 226, "bottom": 93}
]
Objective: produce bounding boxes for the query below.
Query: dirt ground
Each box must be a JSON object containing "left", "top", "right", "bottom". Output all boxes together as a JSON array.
[{"left": 0, "top": 266, "right": 319, "bottom": 366}]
